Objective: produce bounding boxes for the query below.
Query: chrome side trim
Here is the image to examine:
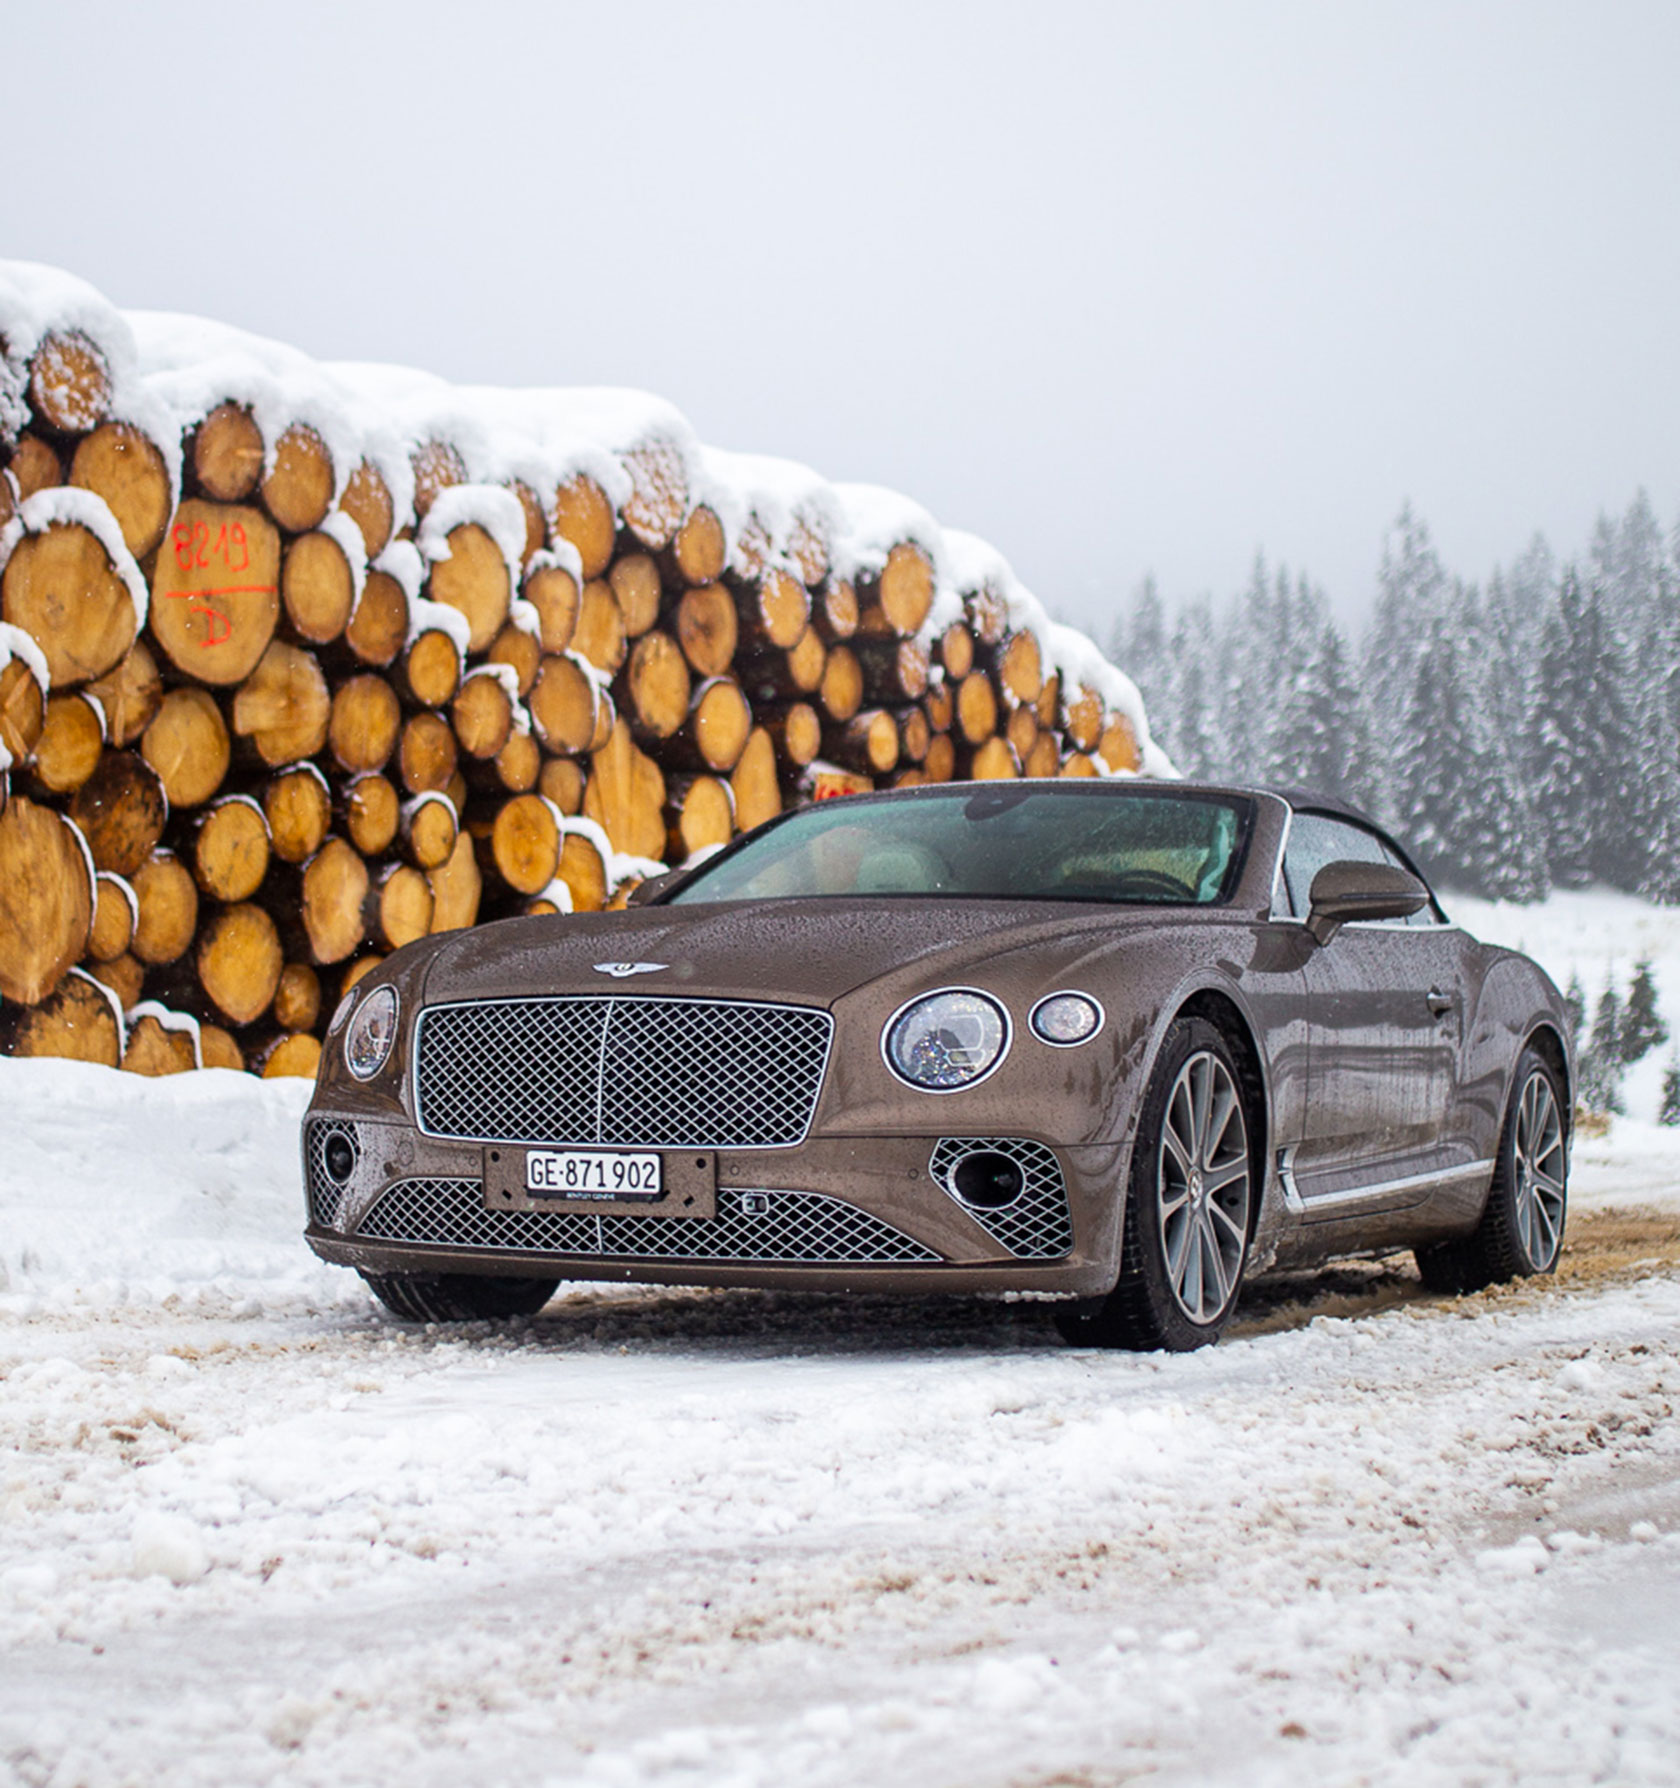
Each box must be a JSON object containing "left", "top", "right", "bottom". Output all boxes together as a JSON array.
[
  {"left": 1269, "top": 806, "right": 1295, "bottom": 918},
  {"left": 1276, "top": 1145, "right": 1304, "bottom": 1213},
  {"left": 1297, "top": 1158, "right": 1495, "bottom": 1212}
]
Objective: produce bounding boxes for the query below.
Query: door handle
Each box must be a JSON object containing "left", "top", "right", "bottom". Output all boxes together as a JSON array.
[{"left": 1426, "top": 988, "right": 1455, "bottom": 1017}]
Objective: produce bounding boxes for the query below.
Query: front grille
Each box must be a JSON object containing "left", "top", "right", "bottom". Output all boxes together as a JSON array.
[
  {"left": 415, "top": 997, "right": 833, "bottom": 1149},
  {"left": 929, "top": 1137, "right": 1073, "bottom": 1260},
  {"left": 357, "top": 1177, "right": 940, "bottom": 1265},
  {"left": 303, "top": 1119, "right": 359, "bottom": 1229}
]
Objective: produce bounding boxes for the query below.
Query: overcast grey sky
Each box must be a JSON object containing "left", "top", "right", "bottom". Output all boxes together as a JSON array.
[{"left": 7, "top": 1, "right": 1678, "bottom": 636}]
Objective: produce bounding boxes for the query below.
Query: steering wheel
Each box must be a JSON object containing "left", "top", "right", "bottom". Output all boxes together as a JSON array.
[{"left": 1108, "top": 869, "right": 1198, "bottom": 900}]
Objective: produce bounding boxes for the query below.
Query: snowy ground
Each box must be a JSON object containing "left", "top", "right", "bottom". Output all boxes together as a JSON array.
[{"left": 2, "top": 891, "right": 1678, "bottom": 1788}]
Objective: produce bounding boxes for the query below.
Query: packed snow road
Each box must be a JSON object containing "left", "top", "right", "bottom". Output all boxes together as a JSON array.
[{"left": 2, "top": 1060, "right": 1679, "bottom": 1787}]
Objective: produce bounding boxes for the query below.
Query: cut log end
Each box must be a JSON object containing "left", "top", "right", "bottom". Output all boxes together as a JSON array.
[
  {"left": 1, "top": 972, "right": 123, "bottom": 1068},
  {"left": 340, "top": 460, "right": 395, "bottom": 558},
  {"left": 122, "top": 1013, "right": 199, "bottom": 1077},
  {"left": 141, "top": 686, "right": 230, "bottom": 809},
  {"left": 282, "top": 529, "right": 356, "bottom": 645},
  {"left": 490, "top": 794, "right": 561, "bottom": 895},
  {"left": 130, "top": 849, "right": 200, "bottom": 965},
  {"left": 85, "top": 641, "right": 163, "bottom": 747},
  {"left": 152, "top": 501, "right": 282, "bottom": 686},
  {"left": 344, "top": 773, "right": 401, "bottom": 859},
  {"left": 264, "top": 766, "right": 332, "bottom": 866},
  {"left": 194, "top": 796, "right": 272, "bottom": 902},
  {"left": 673, "top": 506, "right": 727, "bottom": 586},
  {"left": 430, "top": 523, "right": 511, "bottom": 655},
  {"left": 552, "top": 476, "right": 616, "bottom": 580},
  {"left": 198, "top": 903, "right": 283, "bottom": 1026},
  {"left": 29, "top": 331, "right": 112, "bottom": 435},
  {"left": 410, "top": 440, "right": 466, "bottom": 521},
  {"left": 262, "top": 424, "right": 335, "bottom": 533},
  {"left": 301, "top": 838, "right": 370, "bottom": 965},
  {"left": 346, "top": 569, "right": 410, "bottom": 668},
  {"left": 192, "top": 404, "right": 264, "bottom": 503},
  {"left": 2, "top": 521, "right": 140, "bottom": 687},
  {"left": 70, "top": 423, "right": 171, "bottom": 559},
  {"left": 232, "top": 642, "right": 331, "bottom": 767},
  {"left": 69, "top": 752, "right": 167, "bottom": 877},
  {"left": 329, "top": 674, "right": 402, "bottom": 776}
]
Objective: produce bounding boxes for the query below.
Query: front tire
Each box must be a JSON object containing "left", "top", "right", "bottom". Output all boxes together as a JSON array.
[
  {"left": 359, "top": 1270, "right": 559, "bottom": 1322},
  {"left": 1056, "top": 1017, "right": 1255, "bottom": 1351},
  {"left": 1415, "top": 1046, "right": 1568, "bottom": 1294}
]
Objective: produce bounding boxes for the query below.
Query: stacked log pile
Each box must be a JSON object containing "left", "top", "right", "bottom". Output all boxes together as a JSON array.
[{"left": 0, "top": 262, "right": 1162, "bottom": 1077}]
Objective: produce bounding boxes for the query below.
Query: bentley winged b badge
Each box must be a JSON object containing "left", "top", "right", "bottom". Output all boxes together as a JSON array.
[{"left": 592, "top": 962, "right": 669, "bottom": 978}]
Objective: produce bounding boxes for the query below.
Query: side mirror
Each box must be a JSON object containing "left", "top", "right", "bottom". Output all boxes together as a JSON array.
[
  {"left": 625, "top": 867, "right": 685, "bottom": 907},
  {"left": 1306, "top": 860, "right": 1428, "bottom": 946}
]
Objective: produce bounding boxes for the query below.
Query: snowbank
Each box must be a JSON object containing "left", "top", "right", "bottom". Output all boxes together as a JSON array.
[{"left": 0, "top": 1056, "right": 331, "bottom": 1311}]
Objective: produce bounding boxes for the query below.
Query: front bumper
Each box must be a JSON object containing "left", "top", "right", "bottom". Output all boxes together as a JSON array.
[{"left": 301, "top": 1107, "right": 1130, "bottom": 1297}]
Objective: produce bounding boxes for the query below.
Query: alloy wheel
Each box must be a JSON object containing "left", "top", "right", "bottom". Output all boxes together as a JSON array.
[
  {"left": 1157, "top": 1049, "right": 1251, "bottom": 1323},
  {"left": 1512, "top": 1070, "right": 1566, "bottom": 1270}
]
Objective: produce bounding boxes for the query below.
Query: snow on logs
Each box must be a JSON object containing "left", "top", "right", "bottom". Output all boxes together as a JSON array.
[{"left": 0, "top": 260, "right": 1164, "bottom": 1074}]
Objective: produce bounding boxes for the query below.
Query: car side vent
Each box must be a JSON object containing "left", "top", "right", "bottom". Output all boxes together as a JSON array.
[{"left": 929, "top": 1137, "right": 1074, "bottom": 1259}]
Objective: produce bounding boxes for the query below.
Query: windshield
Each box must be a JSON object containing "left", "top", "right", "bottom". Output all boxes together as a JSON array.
[{"left": 667, "top": 787, "right": 1253, "bottom": 906}]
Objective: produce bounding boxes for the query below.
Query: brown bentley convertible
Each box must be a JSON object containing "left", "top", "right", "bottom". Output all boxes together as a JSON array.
[{"left": 302, "top": 782, "right": 1572, "bottom": 1349}]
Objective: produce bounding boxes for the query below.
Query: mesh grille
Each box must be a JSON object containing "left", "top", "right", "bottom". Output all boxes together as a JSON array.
[
  {"left": 302, "top": 1119, "right": 358, "bottom": 1230},
  {"left": 929, "top": 1137, "right": 1073, "bottom": 1259},
  {"left": 415, "top": 998, "right": 833, "bottom": 1149},
  {"left": 356, "top": 1177, "right": 940, "bottom": 1265}
]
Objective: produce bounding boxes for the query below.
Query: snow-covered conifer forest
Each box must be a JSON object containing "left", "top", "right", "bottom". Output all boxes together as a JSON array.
[{"left": 1114, "top": 493, "right": 1680, "bottom": 903}]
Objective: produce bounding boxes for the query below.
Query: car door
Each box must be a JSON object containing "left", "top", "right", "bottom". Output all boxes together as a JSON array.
[{"left": 1280, "top": 811, "right": 1465, "bottom": 1215}]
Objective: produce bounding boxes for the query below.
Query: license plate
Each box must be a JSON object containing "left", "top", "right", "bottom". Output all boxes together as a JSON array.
[{"left": 524, "top": 1149, "right": 663, "bottom": 1200}]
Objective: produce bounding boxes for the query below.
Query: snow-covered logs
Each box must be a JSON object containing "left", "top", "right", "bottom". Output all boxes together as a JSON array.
[{"left": 0, "top": 260, "right": 1162, "bottom": 1074}]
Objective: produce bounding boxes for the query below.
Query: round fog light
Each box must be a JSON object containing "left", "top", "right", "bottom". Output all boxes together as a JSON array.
[
  {"left": 952, "top": 1151, "right": 1026, "bottom": 1210},
  {"left": 323, "top": 1131, "right": 357, "bottom": 1183},
  {"left": 1030, "top": 991, "right": 1103, "bottom": 1047}
]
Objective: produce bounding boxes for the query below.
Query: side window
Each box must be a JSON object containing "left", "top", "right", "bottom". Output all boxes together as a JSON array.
[{"left": 1281, "top": 813, "right": 1387, "bottom": 916}]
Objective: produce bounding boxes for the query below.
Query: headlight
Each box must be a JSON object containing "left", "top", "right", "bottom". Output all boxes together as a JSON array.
[
  {"left": 883, "top": 989, "right": 1009, "bottom": 1091},
  {"left": 344, "top": 985, "right": 398, "bottom": 1080},
  {"left": 1029, "top": 991, "right": 1104, "bottom": 1047}
]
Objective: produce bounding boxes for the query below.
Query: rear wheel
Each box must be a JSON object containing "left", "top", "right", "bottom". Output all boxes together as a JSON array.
[
  {"left": 1056, "top": 1017, "right": 1254, "bottom": 1351},
  {"left": 1415, "top": 1046, "right": 1567, "bottom": 1294},
  {"left": 359, "top": 1270, "right": 559, "bottom": 1322}
]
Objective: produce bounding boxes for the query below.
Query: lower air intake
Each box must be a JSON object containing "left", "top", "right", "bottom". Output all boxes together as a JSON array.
[
  {"left": 929, "top": 1137, "right": 1073, "bottom": 1259},
  {"left": 302, "top": 1119, "right": 359, "bottom": 1230},
  {"left": 356, "top": 1178, "right": 941, "bottom": 1265}
]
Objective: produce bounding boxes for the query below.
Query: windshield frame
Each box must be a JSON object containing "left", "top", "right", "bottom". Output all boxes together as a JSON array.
[{"left": 660, "top": 783, "right": 1258, "bottom": 909}]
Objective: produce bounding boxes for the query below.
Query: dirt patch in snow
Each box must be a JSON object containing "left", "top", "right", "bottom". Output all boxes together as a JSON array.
[{"left": 1235, "top": 1205, "right": 1680, "bottom": 1338}]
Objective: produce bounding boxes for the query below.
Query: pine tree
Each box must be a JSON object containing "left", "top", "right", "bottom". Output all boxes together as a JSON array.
[
  {"left": 1168, "top": 600, "right": 1218, "bottom": 779},
  {"left": 1392, "top": 603, "right": 1547, "bottom": 900},
  {"left": 1577, "top": 979, "right": 1626, "bottom": 1115},
  {"left": 1365, "top": 504, "right": 1448, "bottom": 767},
  {"left": 1620, "top": 959, "right": 1668, "bottom": 1064},
  {"left": 1590, "top": 490, "right": 1668, "bottom": 642},
  {"left": 1564, "top": 974, "right": 1587, "bottom": 1051},
  {"left": 1272, "top": 615, "right": 1382, "bottom": 810},
  {"left": 1659, "top": 1055, "right": 1680, "bottom": 1126},
  {"left": 1489, "top": 532, "right": 1556, "bottom": 705},
  {"left": 1526, "top": 571, "right": 1635, "bottom": 888}
]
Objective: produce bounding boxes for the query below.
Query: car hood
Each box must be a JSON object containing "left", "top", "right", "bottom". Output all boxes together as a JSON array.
[{"left": 416, "top": 897, "right": 1169, "bottom": 1008}]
